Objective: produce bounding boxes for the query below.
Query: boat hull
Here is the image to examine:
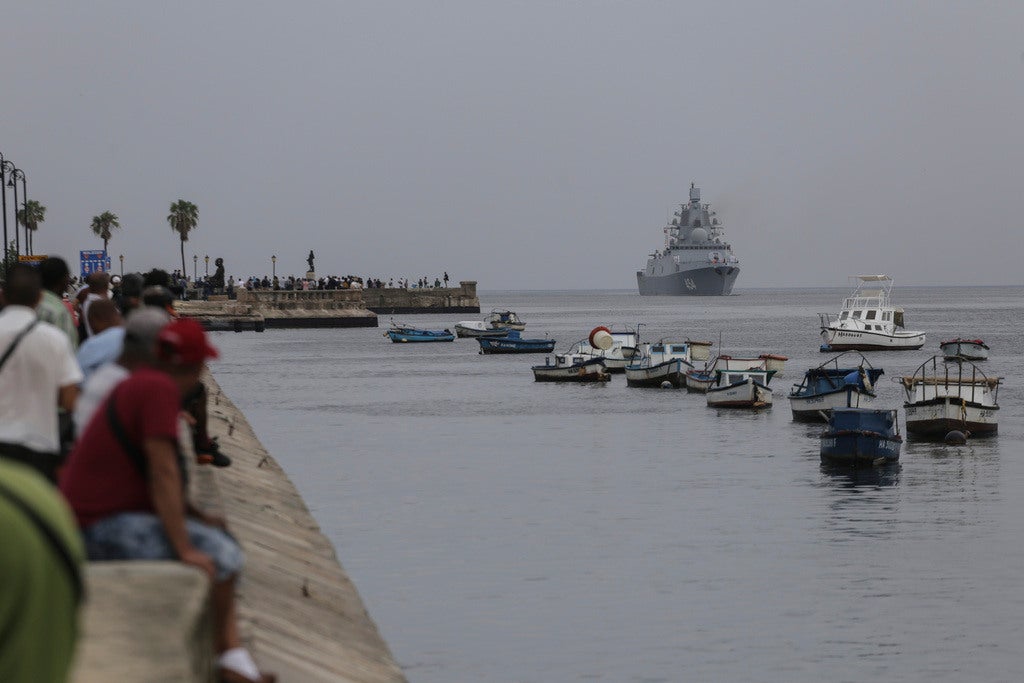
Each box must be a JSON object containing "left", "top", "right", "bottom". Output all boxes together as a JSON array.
[
  {"left": 478, "top": 338, "right": 556, "bottom": 354},
  {"left": 706, "top": 379, "right": 773, "bottom": 408},
  {"left": 532, "top": 359, "right": 610, "bottom": 382},
  {"left": 821, "top": 327, "right": 925, "bottom": 351},
  {"left": 789, "top": 387, "right": 877, "bottom": 422},
  {"left": 904, "top": 398, "right": 999, "bottom": 437},
  {"left": 820, "top": 408, "right": 902, "bottom": 466},
  {"left": 820, "top": 432, "right": 902, "bottom": 466},
  {"left": 625, "top": 359, "right": 688, "bottom": 387},
  {"left": 685, "top": 371, "right": 715, "bottom": 392},
  {"left": 637, "top": 265, "right": 740, "bottom": 296},
  {"left": 454, "top": 324, "right": 507, "bottom": 338},
  {"left": 388, "top": 331, "right": 455, "bottom": 343}
]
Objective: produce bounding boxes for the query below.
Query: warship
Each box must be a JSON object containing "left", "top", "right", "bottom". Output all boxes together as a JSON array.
[{"left": 636, "top": 183, "right": 740, "bottom": 296}]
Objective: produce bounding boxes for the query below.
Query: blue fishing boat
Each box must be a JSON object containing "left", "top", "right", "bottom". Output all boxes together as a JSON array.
[
  {"left": 820, "top": 408, "right": 902, "bottom": 467},
  {"left": 477, "top": 331, "right": 556, "bottom": 354},
  {"left": 789, "top": 352, "right": 885, "bottom": 421},
  {"left": 386, "top": 321, "right": 455, "bottom": 343}
]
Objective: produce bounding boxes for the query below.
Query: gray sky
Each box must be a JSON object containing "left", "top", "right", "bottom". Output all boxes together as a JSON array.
[{"left": 2, "top": 1, "right": 1022, "bottom": 289}]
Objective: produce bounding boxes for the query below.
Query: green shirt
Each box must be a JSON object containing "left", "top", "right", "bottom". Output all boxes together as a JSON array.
[
  {"left": 0, "top": 459, "right": 84, "bottom": 683},
  {"left": 36, "top": 290, "right": 79, "bottom": 350}
]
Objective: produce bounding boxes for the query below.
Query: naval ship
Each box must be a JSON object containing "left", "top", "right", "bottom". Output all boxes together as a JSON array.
[{"left": 636, "top": 183, "right": 740, "bottom": 296}]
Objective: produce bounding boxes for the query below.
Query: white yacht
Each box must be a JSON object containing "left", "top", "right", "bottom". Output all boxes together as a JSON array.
[{"left": 819, "top": 275, "right": 925, "bottom": 351}]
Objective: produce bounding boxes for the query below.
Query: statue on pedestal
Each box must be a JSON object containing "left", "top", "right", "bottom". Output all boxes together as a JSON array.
[
  {"left": 307, "top": 250, "right": 315, "bottom": 273},
  {"left": 211, "top": 257, "right": 225, "bottom": 290}
]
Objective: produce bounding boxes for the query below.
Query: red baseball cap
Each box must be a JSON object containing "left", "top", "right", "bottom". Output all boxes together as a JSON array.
[{"left": 157, "top": 318, "right": 219, "bottom": 365}]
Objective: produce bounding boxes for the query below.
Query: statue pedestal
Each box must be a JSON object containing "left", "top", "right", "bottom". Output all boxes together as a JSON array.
[{"left": 306, "top": 271, "right": 316, "bottom": 280}]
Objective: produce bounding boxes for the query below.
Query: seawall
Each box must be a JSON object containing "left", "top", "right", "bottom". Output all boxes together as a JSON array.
[
  {"left": 179, "top": 281, "right": 480, "bottom": 330},
  {"left": 71, "top": 373, "right": 407, "bottom": 683}
]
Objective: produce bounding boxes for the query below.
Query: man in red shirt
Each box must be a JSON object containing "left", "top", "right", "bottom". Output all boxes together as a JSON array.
[{"left": 60, "top": 318, "right": 273, "bottom": 683}]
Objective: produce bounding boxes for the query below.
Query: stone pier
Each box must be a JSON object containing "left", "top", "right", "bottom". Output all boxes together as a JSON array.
[{"left": 178, "top": 281, "right": 480, "bottom": 330}]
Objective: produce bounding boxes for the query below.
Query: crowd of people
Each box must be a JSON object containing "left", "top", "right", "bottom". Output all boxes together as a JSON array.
[
  {"left": 0, "top": 259, "right": 274, "bottom": 683},
  {"left": 136, "top": 270, "right": 455, "bottom": 300}
]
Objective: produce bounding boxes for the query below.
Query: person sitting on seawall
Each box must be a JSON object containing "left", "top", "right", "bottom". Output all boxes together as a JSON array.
[
  {"left": 0, "top": 456, "right": 85, "bottom": 683},
  {"left": 59, "top": 319, "right": 274, "bottom": 683}
]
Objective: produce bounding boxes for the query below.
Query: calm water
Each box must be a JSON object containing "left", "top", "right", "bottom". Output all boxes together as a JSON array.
[{"left": 212, "top": 286, "right": 1024, "bottom": 683}]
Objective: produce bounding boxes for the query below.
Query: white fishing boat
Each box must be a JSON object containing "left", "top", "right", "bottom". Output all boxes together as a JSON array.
[
  {"left": 901, "top": 356, "right": 1001, "bottom": 437},
  {"left": 625, "top": 340, "right": 695, "bottom": 387},
  {"left": 559, "top": 326, "right": 639, "bottom": 374},
  {"left": 684, "top": 365, "right": 717, "bottom": 393},
  {"left": 706, "top": 368, "right": 776, "bottom": 409},
  {"left": 486, "top": 310, "right": 526, "bottom": 331},
  {"left": 939, "top": 338, "right": 989, "bottom": 361},
  {"left": 819, "top": 275, "right": 925, "bottom": 351}
]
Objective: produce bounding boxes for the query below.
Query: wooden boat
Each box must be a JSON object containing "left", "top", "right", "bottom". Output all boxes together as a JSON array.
[
  {"left": 386, "top": 322, "right": 455, "bottom": 343},
  {"left": 706, "top": 368, "right": 775, "bottom": 408},
  {"left": 819, "top": 275, "right": 925, "bottom": 351},
  {"left": 788, "top": 352, "right": 884, "bottom": 422},
  {"left": 901, "top": 356, "right": 1001, "bottom": 437},
  {"left": 820, "top": 408, "right": 902, "bottom": 466},
  {"left": 486, "top": 310, "right": 526, "bottom": 331},
  {"left": 477, "top": 331, "right": 556, "bottom": 354},
  {"left": 625, "top": 340, "right": 694, "bottom": 387},
  {"left": 531, "top": 356, "right": 610, "bottom": 382},
  {"left": 684, "top": 357, "right": 719, "bottom": 393},
  {"left": 939, "top": 338, "right": 989, "bottom": 361},
  {"left": 454, "top": 320, "right": 508, "bottom": 338}
]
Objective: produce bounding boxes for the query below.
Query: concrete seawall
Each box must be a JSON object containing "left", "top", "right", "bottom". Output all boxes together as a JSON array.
[
  {"left": 71, "top": 373, "right": 407, "bottom": 683},
  {"left": 179, "top": 281, "right": 480, "bottom": 330}
]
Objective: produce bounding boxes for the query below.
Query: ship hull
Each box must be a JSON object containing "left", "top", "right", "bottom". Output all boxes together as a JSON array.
[{"left": 637, "top": 265, "right": 740, "bottom": 296}]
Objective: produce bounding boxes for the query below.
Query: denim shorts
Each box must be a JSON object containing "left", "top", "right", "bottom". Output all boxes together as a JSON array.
[{"left": 83, "top": 512, "right": 244, "bottom": 581}]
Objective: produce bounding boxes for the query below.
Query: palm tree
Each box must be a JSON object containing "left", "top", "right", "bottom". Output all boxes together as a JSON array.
[
  {"left": 16, "top": 200, "right": 46, "bottom": 255},
  {"left": 167, "top": 199, "right": 199, "bottom": 277},
  {"left": 90, "top": 211, "right": 120, "bottom": 253}
]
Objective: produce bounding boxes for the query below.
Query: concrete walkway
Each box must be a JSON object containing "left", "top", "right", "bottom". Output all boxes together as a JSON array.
[
  {"left": 71, "top": 373, "right": 407, "bottom": 683},
  {"left": 201, "top": 374, "right": 407, "bottom": 682}
]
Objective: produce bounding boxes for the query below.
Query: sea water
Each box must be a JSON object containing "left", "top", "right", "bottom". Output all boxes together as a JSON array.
[{"left": 212, "top": 286, "right": 1024, "bottom": 683}]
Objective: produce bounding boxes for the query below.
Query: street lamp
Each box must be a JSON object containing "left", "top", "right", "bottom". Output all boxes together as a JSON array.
[
  {"left": 0, "top": 155, "right": 9, "bottom": 269},
  {"left": 15, "top": 169, "right": 27, "bottom": 255},
  {"left": 204, "top": 254, "right": 209, "bottom": 277},
  {"left": 271, "top": 254, "right": 276, "bottom": 278},
  {"left": 119, "top": 254, "right": 124, "bottom": 276},
  {"left": 193, "top": 254, "right": 198, "bottom": 281},
  {"left": 6, "top": 167, "right": 23, "bottom": 256}
]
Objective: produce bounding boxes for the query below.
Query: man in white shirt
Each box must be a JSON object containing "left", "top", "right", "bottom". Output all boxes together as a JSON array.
[{"left": 0, "top": 264, "right": 83, "bottom": 482}]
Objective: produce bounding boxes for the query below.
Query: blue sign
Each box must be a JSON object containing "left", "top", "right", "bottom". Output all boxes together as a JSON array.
[{"left": 80, "top": 250, "right": 111, "bottom": 279}]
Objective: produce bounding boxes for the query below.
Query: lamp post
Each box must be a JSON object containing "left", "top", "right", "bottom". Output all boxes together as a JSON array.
[
  {"left": 119, "top": 254, "right": 124, "bottom": 276},
  {"left": 7, "top": 167, "right": 22, "bottom": 257},
  {"left": 193, "top": 254, "right": 198, "bottom": 282},
  {"left": 0, "top": 155, "right": 9, "bottom": 270},
  {"left": 271, "top": 254, "right": 276, "bottom": 278},
  {"left": 204, "top": 254, "right": 209, "bottom": 277},
  {"left": 15, "top": 170, "right": 27, "bottom": 255}
]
